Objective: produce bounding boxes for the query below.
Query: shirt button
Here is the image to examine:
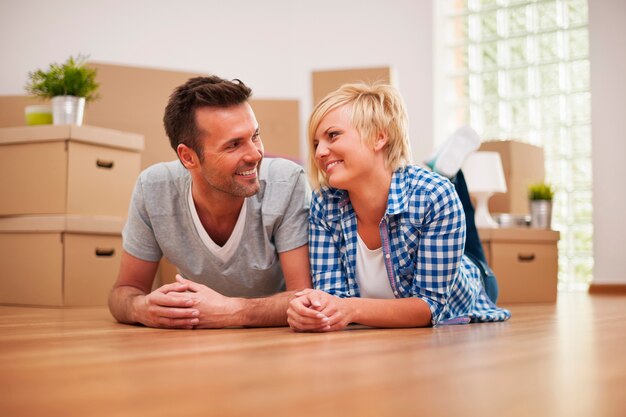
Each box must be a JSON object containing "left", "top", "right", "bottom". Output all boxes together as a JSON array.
[{"left": 385, "top": 254, "right": 390, "bottom": 259}]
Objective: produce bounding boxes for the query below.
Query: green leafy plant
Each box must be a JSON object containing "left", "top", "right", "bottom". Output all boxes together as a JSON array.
[
  {"left": 528, "top": 182, "right": 555, "bottom": 201},
  {"left": 25, "top": 54, "right": 100, "bottom": 102}
]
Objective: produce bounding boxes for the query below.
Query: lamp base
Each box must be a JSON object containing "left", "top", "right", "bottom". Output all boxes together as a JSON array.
[{"left": 473, "top": 192, "right": 499, "bottom": 228}]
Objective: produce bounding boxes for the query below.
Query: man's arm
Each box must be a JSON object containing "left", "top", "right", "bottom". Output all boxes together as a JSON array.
[
  {"left": 238, "top": 244, "right": 311, "bottom": 326},
  {"left": 279, "top": 244, "right": 311, "bottom": 291},
  {"left": 108, "top": 251, "right": 200, "bottom": 329},
  {"left": 181, "top": 244, "right": 312, "bottom": 328}
]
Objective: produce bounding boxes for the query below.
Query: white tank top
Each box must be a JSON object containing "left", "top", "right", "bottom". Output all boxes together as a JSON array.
[
  {"left": 355, "top": 233, "right": 395, "bottom": 299},
  {"left": 188, "top": 183, "right": 246, "bottom": 263}
]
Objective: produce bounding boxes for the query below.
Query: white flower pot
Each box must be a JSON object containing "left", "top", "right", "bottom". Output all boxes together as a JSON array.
[
  {"left": 52, "top": 96, "right": 85, "bottom": 126},
  {"left": 530, "top": 200, "right": 552, "bottom": 229}
]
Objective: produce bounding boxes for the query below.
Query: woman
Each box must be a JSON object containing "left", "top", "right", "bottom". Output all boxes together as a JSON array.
[{"left": 287, "top": 83, "right": 510, "bottom": 332}]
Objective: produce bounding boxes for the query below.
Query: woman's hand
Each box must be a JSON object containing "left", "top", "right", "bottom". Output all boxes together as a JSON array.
[{"left": 287, "top": 289, "right": 352, "bottom": 332}]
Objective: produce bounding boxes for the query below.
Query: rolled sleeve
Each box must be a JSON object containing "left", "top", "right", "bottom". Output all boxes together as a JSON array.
[
  {"left": 411, "top": 181, "right": 466, "bottom": 324},
  {"left": 309, "top": 192, "right": 350, "bottom": 298}
]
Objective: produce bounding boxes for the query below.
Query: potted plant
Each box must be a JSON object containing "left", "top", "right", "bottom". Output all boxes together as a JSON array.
[
  {"left": 528, "top": 182, "right": 554, "bottom": 229},
  {"left": 25, "top": 54, "right": 99, "bottom": 126}
]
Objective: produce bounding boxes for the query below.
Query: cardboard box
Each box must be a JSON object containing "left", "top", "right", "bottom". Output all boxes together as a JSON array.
[
  {"left": 312, "top": 67, "right": 393, "bottom": 105},
  {"left": 480, "top": 228, "right": 560, "bottom": 303},
  {"left": 478, "top": 140, "right": 545, "bottom": 215},
  {"left": 250, "top": 100, "right": 301, "bottom": 161},
  {"left": 0, "top": 125, "right": 144, "bottom": 217},
  {"left": 1, "top": 63, "right": 304, "bottom": 168},
  {"left": 0, "top": 215, "right": 124, "bottom": 306}
]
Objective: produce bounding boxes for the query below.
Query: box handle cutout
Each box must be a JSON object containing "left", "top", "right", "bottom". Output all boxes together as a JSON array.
[
  {"left": 518, "top": 253, "right": 536, "bottom": 262},
  {"left": 96, "top": 159, "right": 114, "bottom": 169},
  {"left": 95, "top": 248, "right": 116, "bottom": 257}
]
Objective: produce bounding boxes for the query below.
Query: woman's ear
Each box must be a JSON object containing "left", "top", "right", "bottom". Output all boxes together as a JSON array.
[
  {"left": 373, "top": 131, "right": 389, "bottom": 152},
  {"left": 177, "top": 144, "right": 198, "bottom": 169}
]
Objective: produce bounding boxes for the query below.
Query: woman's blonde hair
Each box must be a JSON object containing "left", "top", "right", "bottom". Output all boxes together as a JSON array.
[{"left": 307, "top": 82, "right": 412, "bottom": 189}]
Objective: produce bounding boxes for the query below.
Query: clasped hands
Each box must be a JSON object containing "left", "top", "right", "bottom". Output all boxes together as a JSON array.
[
  {"left": 134, "top": 275, "right": 349, "bottom": 332},
  {"left": 287, "top": 289, "right": 351, "bottom": 332},
  {"left": 134, "top": 274, "right": 240, "bottom": 329}
]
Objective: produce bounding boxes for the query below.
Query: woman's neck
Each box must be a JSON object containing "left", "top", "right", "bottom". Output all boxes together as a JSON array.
[{"left": 347, "top": 168, "right": 393, "bottom": 226}]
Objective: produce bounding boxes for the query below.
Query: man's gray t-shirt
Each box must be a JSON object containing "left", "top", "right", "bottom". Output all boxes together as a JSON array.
[{"left": 122, "top": 158, "right": 310, "bottom": 297}]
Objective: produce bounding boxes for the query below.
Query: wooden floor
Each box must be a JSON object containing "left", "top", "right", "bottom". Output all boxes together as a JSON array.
[{"left": 1, "top": 293, "right": 625, "bottom": 417}]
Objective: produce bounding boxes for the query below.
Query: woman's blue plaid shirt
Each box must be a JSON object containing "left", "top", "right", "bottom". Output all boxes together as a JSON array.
[{"left": 309, "top": 165, "right": 511, "bottom": 325}]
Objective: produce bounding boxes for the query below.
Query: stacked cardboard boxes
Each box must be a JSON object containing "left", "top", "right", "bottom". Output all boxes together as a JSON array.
[{"left": 0, "top": 125, "right": 143, "bottom": 306}]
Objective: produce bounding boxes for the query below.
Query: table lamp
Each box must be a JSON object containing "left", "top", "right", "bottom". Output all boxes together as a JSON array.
[{"left": 462, "top": 151, "right": 508, "bottom": 228}]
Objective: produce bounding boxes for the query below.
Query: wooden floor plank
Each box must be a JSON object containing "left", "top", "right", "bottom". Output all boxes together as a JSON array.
[{"left": 0, "top": 293, "right": 625, "bottom": 417}]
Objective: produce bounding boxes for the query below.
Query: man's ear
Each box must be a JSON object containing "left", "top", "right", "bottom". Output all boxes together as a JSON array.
[
  {"left": 373, "top": 131, "right": 389, "bottom": 152},
  {"left": 177, "top": 144, "right": 198, "bottom": 169}
]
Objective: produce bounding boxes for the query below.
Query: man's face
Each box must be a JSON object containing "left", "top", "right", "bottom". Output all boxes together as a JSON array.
[{"left": 194, "top": 103, "right": 264, "bottom": 198}]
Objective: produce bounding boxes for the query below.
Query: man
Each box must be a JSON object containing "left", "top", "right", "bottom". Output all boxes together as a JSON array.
[{"left": 108, "top": 76, "right": 311, "bottom": 329}]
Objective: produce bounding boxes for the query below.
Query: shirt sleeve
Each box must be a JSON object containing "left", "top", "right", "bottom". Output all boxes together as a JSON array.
[
  {"left": 122, "top": 175, "right": 163, "bottom": 262},
  {"left": 309, "top": 191, "right": 350, "bottom": 298},
  {"left": 272, "top": 167, "right": 311, "bottom": 253},
  {"left": 410, "top": 180, "right": 466, "bottom": 324}
]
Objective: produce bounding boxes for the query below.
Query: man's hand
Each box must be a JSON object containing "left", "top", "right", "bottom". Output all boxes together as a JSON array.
[
  {"left": 132, "top": 281, "right": 200, "bottom": 329},
  {"left": 109, "top": 251, "right": 201, "bottom": 328},
  {"left": 287, "top": 289, "right": 352, "bottom": 332},
  {"left": 172, "top": 275, "right": 244, "bottom": 328}
]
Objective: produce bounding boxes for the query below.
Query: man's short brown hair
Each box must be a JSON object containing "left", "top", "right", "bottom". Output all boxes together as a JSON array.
[{"left": 163, "top": 76, "right": 252, "bottom": 161}]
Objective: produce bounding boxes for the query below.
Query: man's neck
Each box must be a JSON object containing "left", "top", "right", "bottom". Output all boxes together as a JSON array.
[{"left": 191, "top": 181, "right": 245, "bottom": 247}]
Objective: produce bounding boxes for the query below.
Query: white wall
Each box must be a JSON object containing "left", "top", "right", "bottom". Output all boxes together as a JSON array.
[
  {"left": 589, "top": 0, "right": 626, "bottom": 285},
  {"left": 0, "top": 0, "right": 433, "bottom": 161}
]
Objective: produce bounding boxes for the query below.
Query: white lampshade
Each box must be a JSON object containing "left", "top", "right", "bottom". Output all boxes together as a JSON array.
[
  {"left": 462, "top": 151, "right": 508, "bottom": 228},
  {"left": 462, "top": 152, "right": 507, "bottom": 193}
]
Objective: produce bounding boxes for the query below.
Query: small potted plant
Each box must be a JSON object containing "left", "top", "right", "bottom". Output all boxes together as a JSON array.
[
  {"left": 25, "top": 54, "right": 100, "bottom": 126},
  {"left": 528, "top": 182, "right": 554, "bottom": 229}
]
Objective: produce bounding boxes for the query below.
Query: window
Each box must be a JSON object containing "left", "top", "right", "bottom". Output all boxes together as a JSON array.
[{"left": 438, "top": 0, "right": 592, "bottom": 289}]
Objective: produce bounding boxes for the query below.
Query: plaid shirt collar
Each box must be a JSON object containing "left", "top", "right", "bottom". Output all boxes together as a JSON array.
[{"left": 321, "top": 167, "right": 412, "bottom": 221}]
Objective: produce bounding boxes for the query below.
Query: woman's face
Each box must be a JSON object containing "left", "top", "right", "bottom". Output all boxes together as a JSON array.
[{"left": 313, "top": 105, "right": 378, "bottom": 190}]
